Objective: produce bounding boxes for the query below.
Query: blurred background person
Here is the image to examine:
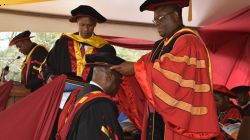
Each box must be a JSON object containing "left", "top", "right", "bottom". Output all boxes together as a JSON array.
[
  {"left": 9, "top": 30, "right": 48, "bottom": 92},
  {"left": 213, "top": 85, "right": 242, "bottom": 140}
]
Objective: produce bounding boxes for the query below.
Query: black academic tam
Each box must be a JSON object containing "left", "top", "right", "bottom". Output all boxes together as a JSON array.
[{"left": 69, "top": 5, "right": 107, "bottom": 23}]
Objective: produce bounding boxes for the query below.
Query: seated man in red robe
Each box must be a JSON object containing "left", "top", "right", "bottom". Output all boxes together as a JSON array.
[
  {"left": 56, "top": 52, "right": 124, "bottom": 140},
  {"left": 213, "top": 85, "right": 242, "bottom": 140}
]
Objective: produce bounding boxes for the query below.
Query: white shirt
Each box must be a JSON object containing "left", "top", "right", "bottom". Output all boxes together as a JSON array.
[
  {"left": 89, "top": 81, "right": 104, "bottom": 91},
  {"left": 79, "top": 33, "right": 93, "bottom": 51}
]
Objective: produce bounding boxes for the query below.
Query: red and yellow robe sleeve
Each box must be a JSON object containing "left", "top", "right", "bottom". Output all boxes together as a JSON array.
[{"left": 134, "top": 30, "right": 220, "bottom": 139}]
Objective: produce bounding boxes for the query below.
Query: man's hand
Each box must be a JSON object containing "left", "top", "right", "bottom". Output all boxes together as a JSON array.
[{"left": 110, "top": 61, "right": 135, "bottom": 76}]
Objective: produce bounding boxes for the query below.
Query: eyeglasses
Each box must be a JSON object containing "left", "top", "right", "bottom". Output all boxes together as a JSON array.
[{"left": 152, "top": 11, "right": 175, "bottom": 25}]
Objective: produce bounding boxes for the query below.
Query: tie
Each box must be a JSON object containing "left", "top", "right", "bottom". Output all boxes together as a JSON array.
[{"left": 80, "top": 43, "right": 85, "bottom": 56}]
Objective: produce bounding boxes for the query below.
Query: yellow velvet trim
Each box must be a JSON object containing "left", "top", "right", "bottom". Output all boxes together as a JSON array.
[{"left": 63, "top": 33, "right": 108, "bottom": 48}]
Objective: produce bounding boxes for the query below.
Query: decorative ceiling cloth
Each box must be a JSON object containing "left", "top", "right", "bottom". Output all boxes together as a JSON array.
[{"left": 198, "top": 5, "right": 250, "bottom": 88}]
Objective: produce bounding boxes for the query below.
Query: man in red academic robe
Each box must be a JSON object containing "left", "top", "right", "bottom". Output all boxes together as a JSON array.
[{"left": 111, "top": 0, "right": 220, "bottom": 139}]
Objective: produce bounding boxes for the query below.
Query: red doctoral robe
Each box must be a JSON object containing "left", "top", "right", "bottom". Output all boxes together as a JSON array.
[{"left": 118, "top": 28, "right": 220, "bottom": 140}]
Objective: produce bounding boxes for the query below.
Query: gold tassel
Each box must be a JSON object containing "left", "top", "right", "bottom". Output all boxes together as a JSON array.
[{"left": 188, "top": 0, "right": 192, "bottom": 21}]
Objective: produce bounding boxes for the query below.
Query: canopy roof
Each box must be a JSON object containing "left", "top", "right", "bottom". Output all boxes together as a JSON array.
[{"left": 0, "top": 0, "right": 249, "bottom": 40}]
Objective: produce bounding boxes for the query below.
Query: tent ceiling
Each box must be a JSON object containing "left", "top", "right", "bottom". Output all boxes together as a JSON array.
[
  {"left": 0, "top": 0, "right": 249, "bottom": 40},
  {"left": 1, "top": 0, "right": 249, "bottom": 26}
]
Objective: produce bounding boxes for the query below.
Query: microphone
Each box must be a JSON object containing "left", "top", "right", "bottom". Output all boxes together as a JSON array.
[
  {"left": 6, "top": 56, "right": 21, "bottom": 67},
  {"left": 1, "top": 56, "right": 21, "bottom": 81}
]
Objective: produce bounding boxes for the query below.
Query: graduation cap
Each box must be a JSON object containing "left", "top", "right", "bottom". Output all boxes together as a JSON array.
[
  {"left": 9, "top": 30, "right": 34, "bottom": 46},
  {"left": 85, "top": 52, "right": 125, "bottom": 67},
  {"left": 213, "top": 84, "right": 236, "bottom": 98},
  {"left": 231, "top": 86, "right": 250, "bottom": 95},
  {"left": 69, "top": 5, "right": 107, "bottom": 23},
  {"left": 140, "top": 0, "right": 193, "bottom": 21}
]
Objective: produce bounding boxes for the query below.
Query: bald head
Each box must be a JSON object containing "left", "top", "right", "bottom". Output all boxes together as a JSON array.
[{"left": 92, "top": 66, "right": 122, "bottom": 96}]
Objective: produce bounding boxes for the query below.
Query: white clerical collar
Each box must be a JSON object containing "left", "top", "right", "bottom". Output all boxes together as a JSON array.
[{"left": 89, "top": 81, "right": 104, "bottom": 91}]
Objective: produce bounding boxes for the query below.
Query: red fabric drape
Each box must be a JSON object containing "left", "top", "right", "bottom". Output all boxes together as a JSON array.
[
  {"left": 0, "top": 81, "right": 13, "bottom": 111},
  {"left": 0, "top": 75, "right": 66, "bottom": 140},
  {"left": 116, "top": 76, "right": 146, "bottom": 129},
  {"left": 198, "top": 5, "right": 250, "bottom": 88},
  {"left": 101, "top": 35, "right": 154, "bottom": 50},
  {"left": 200, "top": 5, "right": 250, "bottom": 33}
]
